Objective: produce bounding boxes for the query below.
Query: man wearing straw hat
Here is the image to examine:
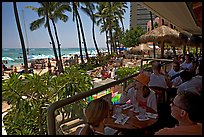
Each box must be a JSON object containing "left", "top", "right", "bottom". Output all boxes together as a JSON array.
[{"left": 120, "top": 73, "right": 157, "bottom": 112}]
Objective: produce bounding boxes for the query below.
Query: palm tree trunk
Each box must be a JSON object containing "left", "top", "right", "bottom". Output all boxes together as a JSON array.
[
  {"left": 45, "top": 3, "right": 59, "bottom": 69},
  {"left": 108, "top": 2, "right": 115, "bottom": 53},
  {"left": 90, "top": 11, "right": 100, "bottom": 56},
  {"left": 103, "top": 18, "right": 110, "bottom": 54},
  {"left": 120, "top": 18, "right": 125, "bottom": 33},
  {"left": 51, "top": 19, "right": 64, "bottom": 73},
  {"left": 76, "top": 13, "right": 84, "bottom": 64},
  {"left": 76, "top": 11, "right": 90, "bottom": 62},
  {"left": 13, "top": 2, "right": 29, "bottom": 74}
]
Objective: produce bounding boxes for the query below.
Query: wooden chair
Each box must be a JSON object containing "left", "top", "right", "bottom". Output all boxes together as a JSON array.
[{"left": 148, "top": 86, "right": 167, "bottom": 104}]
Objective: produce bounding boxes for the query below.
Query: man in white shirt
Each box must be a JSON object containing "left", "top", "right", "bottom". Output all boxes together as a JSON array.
[
  {"left": 167, "top": 61, "right": 182, "bottom": 87},
  {"left": 148, "top": 61, "right": 168, "bottom": 89},
  {"left": 180, "top": 54, "right": 194, "bottom": 71}
]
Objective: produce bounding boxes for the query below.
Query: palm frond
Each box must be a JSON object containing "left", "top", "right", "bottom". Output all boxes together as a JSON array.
[{"left": 30, "top": 17, "right": 45, "bottom": 31}]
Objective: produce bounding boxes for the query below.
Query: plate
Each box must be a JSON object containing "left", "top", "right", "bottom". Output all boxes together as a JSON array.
[
  {"left": 114, "top": 115, "right": 130, "bottom": 125},
  {"left": 112, "top": 114, "right": 125, "bottom": 119}
]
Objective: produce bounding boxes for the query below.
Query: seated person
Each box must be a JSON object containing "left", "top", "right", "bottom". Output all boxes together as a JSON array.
[
  {"left": 148, "top": 61, "right": 169, "bottom": 89},
  {"left": 155, "top": 92, "right": 202, "bottom": 135},
  {"left": 75, "top": 98, "right": 117, "bottom": 135},
  {"left": 120, "top": 73, "right": 157, "bottom": 112},
  {"left": 177, "top": 64, "right": 202, "bottom": 96},
  {"left": 180, "top": 54, "right": 194, "bottom": 72}
]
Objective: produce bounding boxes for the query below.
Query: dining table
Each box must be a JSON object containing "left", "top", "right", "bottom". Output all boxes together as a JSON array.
[{"left": 104, "top": 104, "right": 158, "bottom": 135}]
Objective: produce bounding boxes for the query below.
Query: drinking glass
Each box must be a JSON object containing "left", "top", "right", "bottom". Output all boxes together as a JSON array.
[
  {"left": 138, "top": 106, "right": 146, "bottom": 119},
  {"left": 132, "top": 98, "right": 139, "bottom": 112},
  {"left": 115, "top": 106, "right": 122, "bottom": 120}
]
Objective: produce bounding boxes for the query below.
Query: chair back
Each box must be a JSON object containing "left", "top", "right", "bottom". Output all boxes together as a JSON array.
[{"left": 149, "top": 86, "right": 167, "bottom": 104}]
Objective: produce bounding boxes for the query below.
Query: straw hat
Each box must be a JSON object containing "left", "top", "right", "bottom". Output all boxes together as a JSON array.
[{"left": 134, "top": 73, "right": 150, "bottom": 86}]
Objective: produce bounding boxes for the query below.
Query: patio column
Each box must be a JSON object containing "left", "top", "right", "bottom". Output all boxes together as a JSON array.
[
  {"left": 183, "top": 43, "right": 186, "bottom": 56},
  {"left": 160, "top": 40, "right": 164, "bottom": 58}
]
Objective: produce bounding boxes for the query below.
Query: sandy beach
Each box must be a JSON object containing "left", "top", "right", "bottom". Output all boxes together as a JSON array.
[{"left": 2, "top": 60, "right": 57, "bottom": 80}]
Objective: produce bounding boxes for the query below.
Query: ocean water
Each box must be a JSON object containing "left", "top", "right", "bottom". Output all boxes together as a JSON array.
[{"left": 2, "top": 48, "right": 107, "bottom": 67}]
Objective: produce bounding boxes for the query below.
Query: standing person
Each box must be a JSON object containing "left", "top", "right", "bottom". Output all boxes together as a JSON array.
[
  {"left": 180, "top": 54, "right": 194, "bottom": 72},
  {"left": 167, "top": 61, "right": 182, "bottom": 88},
  {"left": 155, "top": 92, "right": 202, "bottom": 135},
  {"left": 14, "top": 66, "right": 18, "bottom": 73},
  {"left": 148, "top": 61, "right": 169, "bottom": 89},
  {"left": 48, "top": 59, "right": 52, "bottom": 74},
  {"left": 75, "top": 98, "right": 117, "bottom": 135},
  {"left": 2, "top": 63, "right": 4, "bottom": 76}
]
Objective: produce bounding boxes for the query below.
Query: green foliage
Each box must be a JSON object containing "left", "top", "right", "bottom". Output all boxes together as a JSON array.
[
  {"left": 119, "top": 26, "right": 145, "bottom": 47},
  {"left": 142, "top": 63, "right": 152, "bottom": 69},
  {"left": 116, "top": 66, "right": 140, "bottom": 85},
  {"left": 2, "top": 66, "right": 93, "bottom": 135}
]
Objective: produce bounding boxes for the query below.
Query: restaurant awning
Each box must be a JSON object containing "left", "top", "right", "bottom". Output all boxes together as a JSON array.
[{"left": 139, "top": 2, "right": 202, "bottom": 36}]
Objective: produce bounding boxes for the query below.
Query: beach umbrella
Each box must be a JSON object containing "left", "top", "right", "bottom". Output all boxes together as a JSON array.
[
  {"left": 2, "top": 56, "right": 15, "bottom": 61},
  {"left": 27, "top": 55, "right": 37, "bottom": 60},
  {"left": 46, "top": 55, "right": 55, "bottom": 59},
  {"left": 139, "top": 25, "right": 180, "bottom": 43},
  {"left": 139, "top": 25, "right": 182, "bottom": 58},
  {"left": 36, "top": 54, "right": 47, "bottom": 59},
  {"left": 134, "top": 43, "right": 153, "bottom": 51},
  {"left": 61, "top": 54, "right": 69, "bottom": 58}
]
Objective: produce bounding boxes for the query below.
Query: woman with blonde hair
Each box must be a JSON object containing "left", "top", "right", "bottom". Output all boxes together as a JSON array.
[{"left": 75, "top": 98, "right": 110, "bottom": 135}]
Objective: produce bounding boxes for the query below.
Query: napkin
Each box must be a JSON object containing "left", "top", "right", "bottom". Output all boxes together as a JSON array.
[
  {"left": 146, "top": 112, "right": 158, "bottom": 119},
  {"left": 112, "top": 114, "right": 125, "bottom": 119},
  {"left": 114, "top": 115, "right": 130, "bottom": 125},
  {"left": 136, "top": 115, "right": 150, "bottom": 121},
  {"left": 121, "top": 104, "right": 133, "bottom": 110}
]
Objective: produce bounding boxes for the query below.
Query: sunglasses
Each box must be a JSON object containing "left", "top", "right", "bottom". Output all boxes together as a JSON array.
[{"left": 170, "top": 100, "right": 187, "bottom": 111}]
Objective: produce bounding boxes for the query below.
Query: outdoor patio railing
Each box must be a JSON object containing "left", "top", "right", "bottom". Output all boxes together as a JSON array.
[{"left": 47, "top": 58, "right": 173, "bottom": 135}]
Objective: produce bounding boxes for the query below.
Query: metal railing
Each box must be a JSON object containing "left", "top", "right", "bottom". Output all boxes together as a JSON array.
[{"left": 47, "top": 58, "right": 173, "bottom": 135}]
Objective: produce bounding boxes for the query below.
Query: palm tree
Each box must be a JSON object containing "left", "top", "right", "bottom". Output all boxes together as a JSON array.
[
  {"left": 95, "top": 2, "right": 110, "bottom": 54},
  {"left": 48, "top": 2, "right": 71, "bottom": 73},
  {"left": 26, "top": 2, "right": 71, "bottom": 73},
  {"left": 72, "top": 2, "right": 84, "bottom": 64},
  {"left": 95, "top": 2, "right": 127, "bottom": 54},
  {"left": 81, "top": 2, "right": 101, "bottom": 56},
  {"left": 26, "top": 2, "right": 59, "bottom": 71},
  {"left": 13, "top": 2, "right": 29, "bottom": 74},
  {"left": 72, "top": 2, "right": 89, "bottom": 62}
]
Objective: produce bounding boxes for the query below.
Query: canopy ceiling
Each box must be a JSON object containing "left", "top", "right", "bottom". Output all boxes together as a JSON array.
[{"left": 139, "top": 2, "right": 202, "bottom": 36}]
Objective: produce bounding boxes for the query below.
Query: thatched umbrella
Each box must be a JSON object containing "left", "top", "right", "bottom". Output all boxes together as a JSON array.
[
  {"left": 133, "top": 43, "right": 153, "bottom": 51},
  {"left": 139, "top": 25, "right": 182, "bottom": 58}
]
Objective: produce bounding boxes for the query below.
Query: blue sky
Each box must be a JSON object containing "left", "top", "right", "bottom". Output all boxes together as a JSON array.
[{"left": 2, "top": 2, "right": 130, "bottom": 49}]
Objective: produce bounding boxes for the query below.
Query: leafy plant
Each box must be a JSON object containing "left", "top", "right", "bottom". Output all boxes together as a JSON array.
[
  {"left": 2, "top": 66, "right": 93, "bottom": 135},
  {"left": 116, "top": 66, "right": 140, "bottom": 85}
]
